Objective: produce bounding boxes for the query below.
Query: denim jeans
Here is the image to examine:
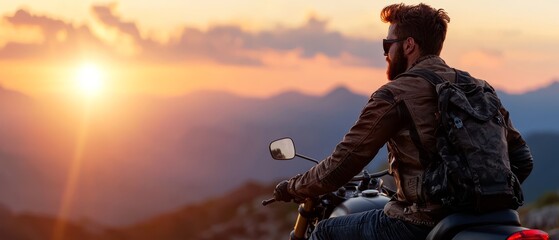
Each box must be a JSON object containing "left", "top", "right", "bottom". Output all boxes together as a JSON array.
[{"left": 309, "top": 209, "right": 432, "bottom": 240}]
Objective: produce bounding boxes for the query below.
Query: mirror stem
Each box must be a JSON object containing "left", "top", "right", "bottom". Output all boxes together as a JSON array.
[{"left": 296, "top": 154, "right": 319, "bottom": 164}]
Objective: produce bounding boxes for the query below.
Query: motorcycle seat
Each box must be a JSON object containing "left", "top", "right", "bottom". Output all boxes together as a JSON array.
[{"left": 425, "top": 209, "right": 521, "bottom": 240}]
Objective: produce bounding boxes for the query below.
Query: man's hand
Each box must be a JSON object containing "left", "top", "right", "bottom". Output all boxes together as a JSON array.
[{"left": 273, "top": 180, "right": 294, "bottom": 202}]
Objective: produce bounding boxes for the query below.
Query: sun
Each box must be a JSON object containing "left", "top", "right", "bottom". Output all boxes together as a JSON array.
[{"left": 76, "top": 63, "right": 104, "bottom": 97}]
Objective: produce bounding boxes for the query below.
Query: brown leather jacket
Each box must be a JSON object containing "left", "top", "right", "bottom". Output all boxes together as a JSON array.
[{"left": 287, "top": 55, "right": 533, "bottom": 227}]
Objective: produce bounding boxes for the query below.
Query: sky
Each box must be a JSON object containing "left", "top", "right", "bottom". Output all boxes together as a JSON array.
[{"left": 1, "top": 0, "right": 558, "bottom": 98}]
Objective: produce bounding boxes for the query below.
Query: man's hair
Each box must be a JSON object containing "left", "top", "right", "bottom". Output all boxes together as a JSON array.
[{"left": 381, "top": 3, "right": 450, "bottom": 56}]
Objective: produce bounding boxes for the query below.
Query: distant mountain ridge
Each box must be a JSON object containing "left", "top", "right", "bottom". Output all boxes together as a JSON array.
[
  {"left": 0, "top": 81, "right": 558, "bottom": 226},
  {"left": 497, "top": 80, "right": 559, "bottom": 134},
  {"left": 522, "top": 132, "right": 559, "bottom": 202}
]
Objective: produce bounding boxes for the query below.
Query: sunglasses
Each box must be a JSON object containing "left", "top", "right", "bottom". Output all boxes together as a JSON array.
[{"left": 383, "top": 38, "right": 405, "bottom": 56}]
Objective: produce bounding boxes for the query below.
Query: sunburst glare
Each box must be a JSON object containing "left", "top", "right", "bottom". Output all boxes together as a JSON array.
[{"left": 76, "top": 63, "right": 104, "bottom": 97}]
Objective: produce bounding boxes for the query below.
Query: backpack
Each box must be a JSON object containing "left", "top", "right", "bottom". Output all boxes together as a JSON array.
[{"left": 400, "top": 69, "right": 523, "bottom": 212}]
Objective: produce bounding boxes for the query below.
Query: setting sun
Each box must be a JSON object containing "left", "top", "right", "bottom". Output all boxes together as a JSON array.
[{"left": 76, "top": 63, "right": 104, "bottom": 97}]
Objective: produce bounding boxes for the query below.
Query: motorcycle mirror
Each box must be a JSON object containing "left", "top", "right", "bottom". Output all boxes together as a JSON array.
[{"left": 269, "top": 138, "right": 296, "bottom": 160}]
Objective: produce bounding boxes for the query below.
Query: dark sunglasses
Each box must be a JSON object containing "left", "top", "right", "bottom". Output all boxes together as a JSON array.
[{"left": 383, "top": 38, "right": 405, "bottom": 56}]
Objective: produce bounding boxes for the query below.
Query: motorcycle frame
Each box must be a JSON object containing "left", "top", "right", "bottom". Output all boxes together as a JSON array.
[{"left": 292, "top": 198, "right": 314, "bottom": 239}]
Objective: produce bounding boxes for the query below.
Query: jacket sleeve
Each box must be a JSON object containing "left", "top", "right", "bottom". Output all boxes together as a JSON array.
[
  {"left": 501, "top": 107, "right": 533, "bottom": 184},
  {"left": 287, "top": 87, "right": 403, "bottom": 198}
]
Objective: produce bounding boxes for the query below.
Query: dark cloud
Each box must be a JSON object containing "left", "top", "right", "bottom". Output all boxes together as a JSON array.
[
  {"left": 90, "top": 4, "right": 142, "bottom": 41},
  {"left": 87, "top": 4, "right": 261, "bottom": 65},
  {"left": 159, "top": 17, "right": 384, "bottom": 67},
  {"left": 1, "top": 7, "right": 384, "bottom": 67},
  {"left": 5, "top": 9, "right": 69, "bottom": 35},
  {"left": 0, "top": 9, "right": 111, "bottom": 59},
  {"left": 250, "top": 17, "right": 383, "bottom": 66},
  {"left": 166, "top": 26, "right": 263, "bottom": 65}
]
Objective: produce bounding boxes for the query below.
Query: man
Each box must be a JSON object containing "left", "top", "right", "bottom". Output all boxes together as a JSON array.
[{"left": 272, "top": 3, "right": 534, "bottom": 240}]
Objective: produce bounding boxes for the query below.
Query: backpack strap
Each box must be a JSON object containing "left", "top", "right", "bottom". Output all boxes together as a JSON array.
[
  {"left": 394, "top": 69, "right": 447, "bottom": 168},
  {"left": 402, "top": 68, "right": 446, "bottom": 86},
  {"left": 396, "top": 102, "right": 430, "bottom": 168}
]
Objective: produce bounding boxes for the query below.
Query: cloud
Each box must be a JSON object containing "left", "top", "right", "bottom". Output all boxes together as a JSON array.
[
  {"left": 247, "top": 17, "right": 383, "bottom": 67},
  {"left": 5, "top": 9, "right": 69, "bottom": 36},
  {"left": 164, "top": 25, "right": 263, "bottom": 65},
  {"left": 90, "top": 4, "right": 142, "bottom": 41},
  {"left": 0, "top": 9, "right": 110, "bottom": 59},
  {"left": 1, "top": 6, "right": 384, "bottom": 67},
  {"left": 159, "top": 16, "right": 384, "bottom": 67}
]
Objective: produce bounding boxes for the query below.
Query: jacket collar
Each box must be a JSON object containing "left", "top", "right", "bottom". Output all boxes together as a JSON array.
[{"left": 408, "top": 55, "right": 446, "bottom": 71}]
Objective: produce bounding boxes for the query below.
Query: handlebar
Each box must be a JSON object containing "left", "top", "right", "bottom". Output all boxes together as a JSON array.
[
  {"left": 262, "top": 169, "right": 389, "bottom": 206},
  {"left": 351, "top": 169, "right": 389, "bottom": 181},
  {"left": 262, "top": 198, "right": 276, "bottom": 206}
]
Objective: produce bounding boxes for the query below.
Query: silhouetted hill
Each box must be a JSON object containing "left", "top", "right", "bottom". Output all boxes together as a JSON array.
[
  {"left": 111, "top": 181, "right": 292, "bottom": 240},
  {"left": 522, "top": 132, "right": 559, "bottom": 202},
  {"left": 0, "top": 86, "right": 60, "bottom": 219},
  {"left": 498, "top": 80, "right": 559, "bottom": 134},
  {"left": 0, "top": 182, "right": 293, "bottom": 240},
  {"left": 0, "top": 204, "right": 109, "bottom": 240}
]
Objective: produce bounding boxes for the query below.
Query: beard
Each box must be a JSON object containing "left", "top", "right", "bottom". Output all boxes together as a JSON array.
[{"left": 386, "top": 44, "right": 408, "bottom": 80}]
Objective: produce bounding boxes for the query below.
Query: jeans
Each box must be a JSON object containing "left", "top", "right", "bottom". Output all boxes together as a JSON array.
[{"left": 309, "top": 209, "right": 432, "bottom": 240}]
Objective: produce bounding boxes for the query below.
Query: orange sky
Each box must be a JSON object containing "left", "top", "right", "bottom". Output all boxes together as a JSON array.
[{"left": 1, "top": 1, "right": 558, "bottom": 98}]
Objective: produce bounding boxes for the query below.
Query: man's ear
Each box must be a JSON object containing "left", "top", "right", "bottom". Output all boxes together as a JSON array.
[{"left": 403, "top": 37, "right": 416, "bottom": 55}]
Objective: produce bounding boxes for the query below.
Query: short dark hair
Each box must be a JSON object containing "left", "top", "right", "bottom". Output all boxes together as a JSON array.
[{"left": 381, "top": 3, "right": 450, "bottom": 56}]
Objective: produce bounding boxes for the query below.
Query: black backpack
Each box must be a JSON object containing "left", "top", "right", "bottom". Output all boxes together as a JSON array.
[{"left": 400, "top": 69, "right": 523, "bottom": 212}]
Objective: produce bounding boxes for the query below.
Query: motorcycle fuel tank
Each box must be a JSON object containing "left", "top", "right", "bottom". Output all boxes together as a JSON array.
[{"left": 329, "top": 190, "right": 390, "bottom": 218}]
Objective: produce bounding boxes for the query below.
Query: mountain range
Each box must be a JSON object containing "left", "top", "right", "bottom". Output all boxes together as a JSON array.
[
  {"left": 497, "top": 81, "right": 559, "bottom": 134},
  {"left": 0, "top": 80, "right": 558, "bottom": 227}
]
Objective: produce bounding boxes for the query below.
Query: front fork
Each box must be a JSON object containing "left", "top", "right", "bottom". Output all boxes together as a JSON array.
[{"left": 291, "top": 198, "right": 315, "bottom": 240}]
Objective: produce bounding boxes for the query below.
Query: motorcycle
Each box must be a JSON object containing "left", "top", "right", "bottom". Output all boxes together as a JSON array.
[{"left": 262, "top": 137, "right": 549, "bottom": 240}]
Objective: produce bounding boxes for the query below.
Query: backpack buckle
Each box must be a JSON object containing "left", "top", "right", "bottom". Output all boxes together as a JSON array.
[{"left": 453, "top": 117, "right": 463, "bottom": 129}]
